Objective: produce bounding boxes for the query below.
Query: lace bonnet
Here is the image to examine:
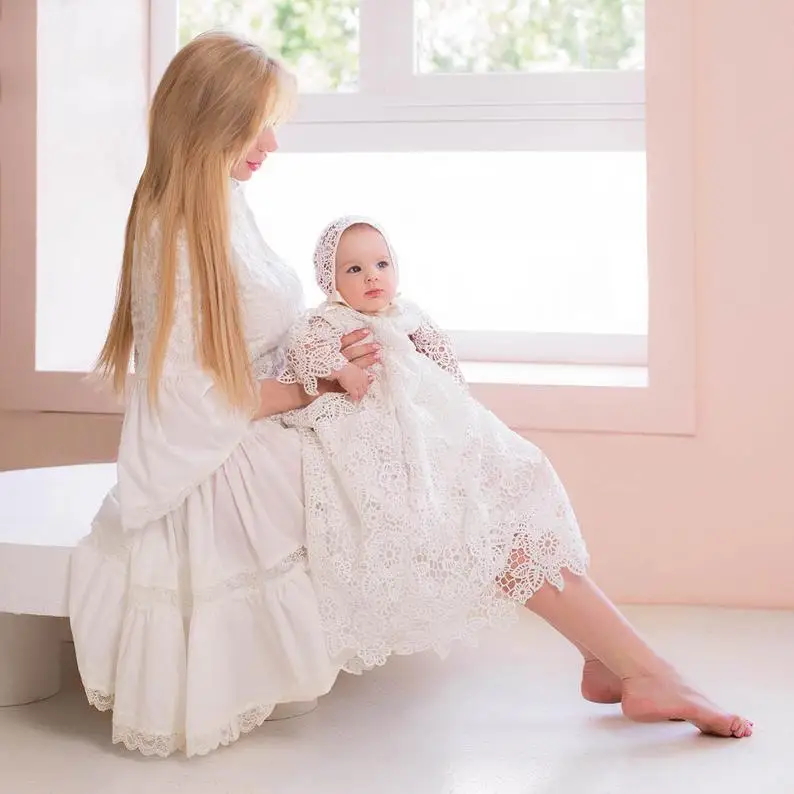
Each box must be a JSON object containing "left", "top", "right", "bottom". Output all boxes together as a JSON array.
[{"left": 313, "top": 215, "right": 397, "bottom": 298}]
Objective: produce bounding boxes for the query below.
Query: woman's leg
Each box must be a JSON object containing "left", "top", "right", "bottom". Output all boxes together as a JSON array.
[{"left": 523, "top": 571, "right": 753, "bottom": 738}]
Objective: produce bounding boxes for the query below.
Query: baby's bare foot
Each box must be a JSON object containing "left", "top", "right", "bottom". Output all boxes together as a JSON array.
[
  {"left": 621, "top": 675, "right": 753, "bottom": 738},
  {"left": 581, "top": 658, "right": 622, "bottom": 704}
]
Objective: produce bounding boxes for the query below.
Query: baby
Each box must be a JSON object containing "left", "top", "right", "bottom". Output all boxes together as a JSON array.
[
  {"left": 281, "top": 216, "right": 464, "bottom": 405},
  {"left": 278, "top": 216, "right": 588, "bottom": 674}
]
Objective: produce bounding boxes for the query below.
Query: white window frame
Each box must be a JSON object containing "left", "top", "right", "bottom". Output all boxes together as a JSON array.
[
  {"left": 0, "top": 0, "right": 695, "bottom": 436},
  {"left": 155, "top": 0, "right": 644, "bottom": 127}
]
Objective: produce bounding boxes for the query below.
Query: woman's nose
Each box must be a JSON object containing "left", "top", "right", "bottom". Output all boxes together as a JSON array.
[{"left": 258, "top": 128, "right": 278, "bottom": 153}]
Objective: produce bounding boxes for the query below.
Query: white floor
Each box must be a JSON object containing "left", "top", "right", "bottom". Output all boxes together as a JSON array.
[{"left": 1, "top": 606, "right": 792, "bottom": 794}]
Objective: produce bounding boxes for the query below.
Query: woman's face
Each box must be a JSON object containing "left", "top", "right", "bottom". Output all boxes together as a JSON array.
[{"left": 231, "top": 126, "right": 278, "bottom": 181}]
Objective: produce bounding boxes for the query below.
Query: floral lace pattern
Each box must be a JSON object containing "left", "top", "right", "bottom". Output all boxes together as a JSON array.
[
  {"left": 409, "top": 314, "right": 466, "bottom": 385},
  {"left": 282, "top": 300, "right": 465, "bottom": 401},
  {"left": 280, "top": 314, "right": 351, "bottom": 396},
  {"left": 282, "top": 301, "right": 589, "bottom": 673}
]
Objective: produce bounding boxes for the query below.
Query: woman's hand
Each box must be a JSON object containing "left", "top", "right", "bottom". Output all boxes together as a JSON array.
[{"left": 340, "top": 328, "right": 380, "bottom": 369}]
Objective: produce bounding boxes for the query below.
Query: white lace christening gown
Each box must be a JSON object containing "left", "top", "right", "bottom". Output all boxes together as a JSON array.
[
  {"left": 68, "top": 180, "right": 343, "bottom": 758},
  {"left": 279, "top": 299, "right": 590, "bottom": 673}
]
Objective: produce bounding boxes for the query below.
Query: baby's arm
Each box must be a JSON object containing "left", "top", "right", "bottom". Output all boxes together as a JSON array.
[
  {"left": 281, "top": 314, "right": 371, "bottom": 401},
  {"left": 410, "top": 312, "right": 466, "bottom": 387}
]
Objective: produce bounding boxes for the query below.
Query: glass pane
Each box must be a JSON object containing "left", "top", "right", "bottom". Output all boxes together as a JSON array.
[
  {"left": 35, "top": 0, "right": 148, "bottom": 373},
  {"left": 248, "top": 151, "right": 647, "bottom": 336},
  {"left": 35, "top": 150, "right": 645, "bottom": 373},
  {"left": 179, "top": 0, "right": 359, "bottom": 92},
  {"left": 416, "top": 0, "right": 645, "bottom": 74}
]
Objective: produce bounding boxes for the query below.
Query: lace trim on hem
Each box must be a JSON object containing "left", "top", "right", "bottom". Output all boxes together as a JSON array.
[
  {"left": 85, "top": 688, "right": 278, "bottom": 758},
  {"left": 498, "top": 554, "right": 590, "bottom": 605},
  {"left": 85, "top": 688, "right": 114, "bottom": 712},
  {"left": 127, "top": 547, "right": 309, "bottom": 612}
]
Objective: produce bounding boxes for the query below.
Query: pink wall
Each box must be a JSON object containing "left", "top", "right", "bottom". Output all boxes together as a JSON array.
[
  {"left": 1, "top": 1, "right": 793, "bottom": 607},
  {"left": 538, "top": 0, "right": 794, "bottom": 608}
]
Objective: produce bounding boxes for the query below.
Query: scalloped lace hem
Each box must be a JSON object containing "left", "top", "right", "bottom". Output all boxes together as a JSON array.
[
  {"left": 336, "top": 559, "right": 587, "bottom": 675},
  {"left": 85, "top": 688, "right": 279, "bottom": 758},
  {"left": 340, "top": 613, "right": 515, "bottom": 675}
]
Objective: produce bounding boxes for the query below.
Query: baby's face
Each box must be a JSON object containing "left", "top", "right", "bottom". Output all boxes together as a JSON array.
[{"left": 334, "top": 225, "right": 397, "bottom": 314}]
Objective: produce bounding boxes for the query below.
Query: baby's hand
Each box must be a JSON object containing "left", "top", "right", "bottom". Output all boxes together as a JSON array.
[{"left": 336, "top": 363, "right": 373, "bottom": 402}]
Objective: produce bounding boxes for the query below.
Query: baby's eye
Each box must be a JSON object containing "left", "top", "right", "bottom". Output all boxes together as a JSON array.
[
  {"left": 346, "top": 265, "right": 362, "bottom": 274},
  {"left": 377, "top": 260, "right": 390, "bottom": 270}
]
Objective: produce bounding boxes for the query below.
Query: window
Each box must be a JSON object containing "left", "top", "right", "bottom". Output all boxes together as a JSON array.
[
  {"left": 0, "top": 0, "right": 696, "bottom": 434},
  {"left": 252, "top": 151, "right": 647, "bottom": 366},
  {"left": 179, "top": 0, "right": 359, "bottom": 92},
  {"left": 172, "top": 0, "right": 648, "bottom": 369},
  {"left": 0, "top": 0, "right": 150, "bottom": 411},
  {"left": 415, "top": 0, "right": 645, "bottom": 74}
]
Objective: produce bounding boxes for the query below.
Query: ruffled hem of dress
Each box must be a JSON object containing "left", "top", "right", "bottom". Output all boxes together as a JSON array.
[
  {"left": 84, "top": 687, "right": 282, "bottom": 759},
  {"left": 70, "top": 527, "right": 340, "bottom": 758}
]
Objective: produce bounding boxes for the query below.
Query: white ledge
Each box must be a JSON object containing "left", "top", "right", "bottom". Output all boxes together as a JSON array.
[{"left": 461, "top": 361, "right": 648, "bottom": 388}]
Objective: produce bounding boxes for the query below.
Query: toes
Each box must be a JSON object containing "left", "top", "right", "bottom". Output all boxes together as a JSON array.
[{"left": 730, "top": 718, "right": 754, "bottom": 738}]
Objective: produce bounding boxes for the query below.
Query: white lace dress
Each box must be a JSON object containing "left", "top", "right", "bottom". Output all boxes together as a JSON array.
[
  {"left": 68, "top": 180, "right": 341, "bottom": 758},
  {"left": 279, "top": 298, "right": 590, "bottom": 674}
]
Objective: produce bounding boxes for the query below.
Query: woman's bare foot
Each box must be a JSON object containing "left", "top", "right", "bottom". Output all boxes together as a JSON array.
[
  {"left": 621, "top": 675, "right": 753, "bottom": 738},
  {"left": 580, "top": 658, "right": 622, "bottom": 704}
]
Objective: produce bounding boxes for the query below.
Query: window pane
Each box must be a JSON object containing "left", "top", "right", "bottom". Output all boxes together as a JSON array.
[
  {"left": 248, "top": 151, "right": 647, "bottom": 337},
  {"left": 416, "top": 0, "right": 644, "bottom": 74},
  {"left": 34, "top": 150, "right": 645, "bottom": 373},
  {"left": 35, "top": 0, "right": 148, "bottom": 373},
  {"left": 179, "top": 0, "right": 359, "bottom": 92}
]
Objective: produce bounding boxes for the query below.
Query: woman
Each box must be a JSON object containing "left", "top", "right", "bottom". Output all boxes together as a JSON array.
[{"left": 69, "top": 31, "right": 752, "bottom": 758}]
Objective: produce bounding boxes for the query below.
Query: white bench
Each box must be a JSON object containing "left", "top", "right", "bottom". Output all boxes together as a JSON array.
[
  {"left": 0, "top": 463, "right": 116, "bottom": 706},
  {"left": 0, "top": 464, "right": 317, "bottom": 719}
]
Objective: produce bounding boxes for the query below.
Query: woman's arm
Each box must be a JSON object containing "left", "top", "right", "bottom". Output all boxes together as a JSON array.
[{"left": 253, "top": 378, "right": 312, "bottom": 419}]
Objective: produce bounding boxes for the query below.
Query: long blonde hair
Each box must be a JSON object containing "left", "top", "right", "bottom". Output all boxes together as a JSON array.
[{"left": 95, "top": 31, "right": 296, "bottom": 410}]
